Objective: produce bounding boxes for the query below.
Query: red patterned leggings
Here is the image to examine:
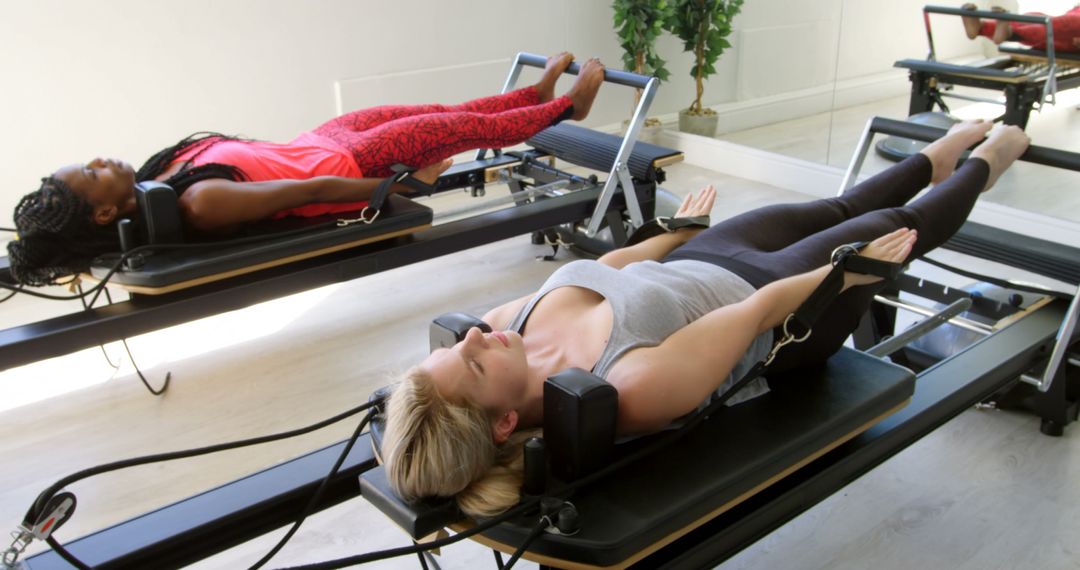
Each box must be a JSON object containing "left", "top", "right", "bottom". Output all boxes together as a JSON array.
[
  {"left": 979, "top": 7, "right": 1080, "bottom": 52},
  {"left": 311, "top": 87, "right": 573, "bottom": 177}
]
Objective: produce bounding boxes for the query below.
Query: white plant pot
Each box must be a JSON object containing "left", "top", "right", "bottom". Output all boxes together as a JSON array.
[{"left": 678, "top": 109, "right": 719, "bottom": 138}]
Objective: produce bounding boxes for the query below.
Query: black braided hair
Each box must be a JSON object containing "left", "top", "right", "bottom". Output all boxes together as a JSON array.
[{"left": 7, "top": 133, "right": 250, "bottom": 286}]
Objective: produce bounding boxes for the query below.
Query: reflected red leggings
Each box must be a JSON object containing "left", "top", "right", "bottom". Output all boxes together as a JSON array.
[
  {"left": 979, "top": 7, "right": 1080, "bottom": 52},
  {"left": 311, "top": 87, "right": 572, "bottom": 176}
]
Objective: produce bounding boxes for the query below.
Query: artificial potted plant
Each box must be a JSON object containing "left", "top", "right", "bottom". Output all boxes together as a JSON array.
[
  {"left": 669, "top": 0, "right": 744, "bottom": 137},
  {"left": 613, "top": 0, "right": 674, "bottom": 132}
]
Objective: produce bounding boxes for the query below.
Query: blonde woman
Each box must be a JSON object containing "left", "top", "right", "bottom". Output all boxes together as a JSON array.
[{"left": 383, "top": 122, "right": 1031, "bottom": 517}]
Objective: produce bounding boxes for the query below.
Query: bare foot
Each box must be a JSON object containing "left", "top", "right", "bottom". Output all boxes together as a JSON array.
[
  {"left": 991, "top": 6, "right": 1012, "bottom": 44},
  {"left": 961, "top": 3, "right": 982, "bottom": 39},
  {"left": 412, "top": 158, "right": 453, "bottom": 186},
  {"left": 566, "top": 58, "right": 605, "bottom": 121},
  {"left": 969, "top": 124, "right": 1030, "bottom": 191},
  {"left": 536, "top": 52, "right": 573, "bottom": 103},
  {"left": 919, "top": 119, "right": 992, "bottom": 184}
]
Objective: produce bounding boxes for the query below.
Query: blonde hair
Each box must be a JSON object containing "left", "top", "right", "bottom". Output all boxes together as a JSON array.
[{"left": 382, "top": 366, "right": 537, "bottom": 517}]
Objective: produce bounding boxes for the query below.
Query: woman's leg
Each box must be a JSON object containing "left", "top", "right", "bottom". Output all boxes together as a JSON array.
[
  {"left": 312, "top": 88, "right": 544, "bottom": 137},
  {"left": 666, "top": 121, "right": 992, "bottom": 283},
  {"left": 669, "top": 154, "right": 932, "bottom": 259},
  {"left": 768, "top": 126, "right": 1030, "bottom": 371},
  {"left": 981, "top": 9, "right": 1080, "bottom": 51},
  {"left": 312, "top": 52, "right": 577, "bottom": 135},
  {"left": 322, "top": 58, "right": 605, "bottom": 176},
  {"left": 339, "top": 99, "right": 573, "bottom": 175}
]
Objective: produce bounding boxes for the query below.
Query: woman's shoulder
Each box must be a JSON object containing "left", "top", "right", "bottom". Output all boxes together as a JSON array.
[{"left": 483, "top": 293, "right": 535, "bottom": 330}]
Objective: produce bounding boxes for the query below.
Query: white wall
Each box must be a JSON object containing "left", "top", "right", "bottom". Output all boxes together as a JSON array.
[{"left": 0, "top": 0, "right": 979, "bottom": 229}]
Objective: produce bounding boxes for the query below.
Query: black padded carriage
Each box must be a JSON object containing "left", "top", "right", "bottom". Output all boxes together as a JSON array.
[
  {"left": 86, "top": 195, "right": 433, "bottom": 293},
  {"left": 359, "top": 348, "right": 914, "bottom": 568},
  {"left": 528, "top": 123, "right": 684, "bottom": 183}
]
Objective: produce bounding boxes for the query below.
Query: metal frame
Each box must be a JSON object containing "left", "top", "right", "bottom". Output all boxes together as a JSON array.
[
  {"left": 481, "top": 52, "right": 657, "bottom": 235},
  {"left": 842, "top": 116, "right": 1080, "bottom": 396}
]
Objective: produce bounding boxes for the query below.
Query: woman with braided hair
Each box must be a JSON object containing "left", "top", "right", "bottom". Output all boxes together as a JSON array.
[{"left": 7, "top": 54, "right": 605, "bottom": 287}]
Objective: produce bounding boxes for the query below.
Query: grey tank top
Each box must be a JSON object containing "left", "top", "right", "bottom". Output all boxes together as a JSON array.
[{"left": 504, "top": 259, "right": 773, "bottom": 408}]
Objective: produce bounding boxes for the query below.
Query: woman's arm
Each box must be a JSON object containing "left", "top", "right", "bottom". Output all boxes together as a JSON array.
[
  {"left": 596, "top": 186, "right": 715, "bottom": 269},
  {"left": 608, "top": 228, "right": 917, "bottom": 434},
  {"left": 178, "top": 159, "right": 452, "bottom": 232}
]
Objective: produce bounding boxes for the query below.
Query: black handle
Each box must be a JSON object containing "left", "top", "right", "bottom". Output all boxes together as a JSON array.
[
  {"left": 868, "top": 117, "right": 1080, "bottom": 172},
  {"left": 516, "top": 52, "right": 653, "bottom": 89}
]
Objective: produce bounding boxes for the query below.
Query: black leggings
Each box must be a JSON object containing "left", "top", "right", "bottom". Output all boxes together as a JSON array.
[{"left": 664, "top": 153, "right": 990, "bottom": 372}]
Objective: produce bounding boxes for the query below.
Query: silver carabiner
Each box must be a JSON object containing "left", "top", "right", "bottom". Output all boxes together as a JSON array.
[
  {"left": 336, "top": 206, "right": 381, "bottom": 227},
  {"left": 3, "top": 528, "right": 34, "bottom": 568}
]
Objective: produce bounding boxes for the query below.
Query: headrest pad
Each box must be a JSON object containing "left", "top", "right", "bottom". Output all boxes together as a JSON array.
[{"left": 135, "top": 181, "right": 183, "bottom": 245}]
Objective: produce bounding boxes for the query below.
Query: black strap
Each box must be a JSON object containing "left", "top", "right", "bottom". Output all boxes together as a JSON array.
[
  {"left": 725, "top": 241, "right": 904, "bottom": 400},
  {"left": 359, "top": 164, "right": 437, "bottom": 225},
  {"left": 625, "top": 215, "right": 710, "bottom": 247},
  {"left": 785, "top": 242, "right": 902, "bottom": 338}
]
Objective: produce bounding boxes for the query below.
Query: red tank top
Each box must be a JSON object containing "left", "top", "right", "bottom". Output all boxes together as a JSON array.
[{"left": 174, "top": 132, "right": 367, "bottom": 219}]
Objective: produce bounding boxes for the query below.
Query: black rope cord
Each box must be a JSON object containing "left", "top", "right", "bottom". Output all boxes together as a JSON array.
[
  {"left": 24, "top": 398, "right": 380, "bottom": 547},
  {"left": 247, "top": 409, "right": 375, "bottom": 570},
  {"left": 74, "top": 283, "right": 170, "bottom": 396},
  {"left": 502, "top": 518, "right": 548, "bottom": 570}
]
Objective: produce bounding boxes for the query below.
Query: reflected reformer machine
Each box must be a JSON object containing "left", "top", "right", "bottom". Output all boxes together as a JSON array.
[
  {"left": 15, "top": 117, "right": 1079, "bottom": 570},
  {"left": 895, "top": 5, "right": 1080, "bottom": 129}
]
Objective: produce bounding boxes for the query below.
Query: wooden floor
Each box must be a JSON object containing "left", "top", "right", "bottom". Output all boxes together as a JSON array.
[{"left": 1, "top": 98, "right": 1078, "bottom": 569}]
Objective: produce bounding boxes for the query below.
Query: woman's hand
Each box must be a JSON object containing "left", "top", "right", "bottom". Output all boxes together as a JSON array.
[
  {"left": 844, "top": 227, "right": 917, "bottom": 287},
  {"left": 413, "top": 158, "right": 454, "bottom": 186},
  {"left": 674, "top": 185, "right": 716, "bottom": 218}
]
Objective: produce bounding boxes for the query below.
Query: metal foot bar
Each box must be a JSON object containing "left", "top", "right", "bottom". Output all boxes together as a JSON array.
[
  {"left": 839, "top": 116, "right": 1080, "bottom": 193},
  {"left": 484, "top": 52, "right": 659, "bottom": 237}
]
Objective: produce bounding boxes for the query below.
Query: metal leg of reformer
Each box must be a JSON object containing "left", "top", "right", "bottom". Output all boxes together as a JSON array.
[
  {"left": 838, "top": 119, "right": 876, "bottom": 193},
  {"left": 473, "top": 53, "right": 530, "bottom": 161},
  {"left": 476, "top": 52, "right": 654, "bottom": 236},
  {"left": 1020, "top": 285, "right": 1080, "bottom": 392},
  {"left": 584, "top": 78, "right": 658, "bottom": 236}
]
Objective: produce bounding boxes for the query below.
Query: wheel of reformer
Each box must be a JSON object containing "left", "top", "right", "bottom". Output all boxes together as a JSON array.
[{"left": 564, "top": 188, "right": 682, "bottom": 258}]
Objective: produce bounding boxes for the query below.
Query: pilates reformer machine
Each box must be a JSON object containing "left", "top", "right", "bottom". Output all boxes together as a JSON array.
[
  {"left": 9, "top": 117, "right": 1079, "bottom": 570},
  {"left": 880, "top": 5, "right": 1080, "bottom": 160},
  {"left": 0, "top": 52, "right": 682, "bottom": 374}
]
